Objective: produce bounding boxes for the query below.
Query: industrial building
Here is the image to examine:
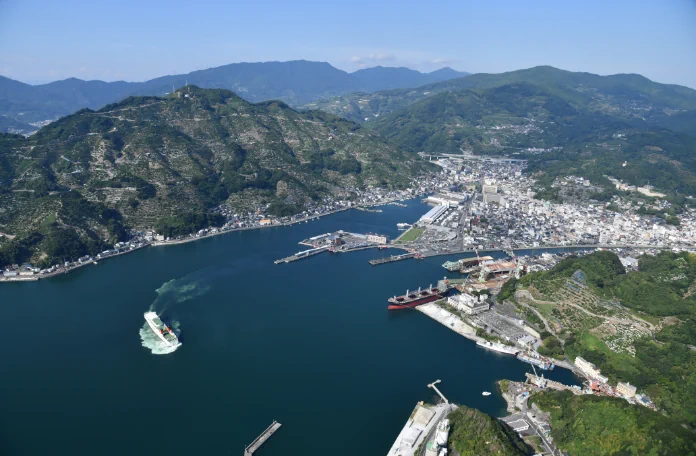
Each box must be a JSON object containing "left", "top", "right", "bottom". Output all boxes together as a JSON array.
[
  {"left": 419, "top": 204, "right": 449, "bottom": 224},
  {"left": 366, "top": 233, "right": 388, "bottom": 244},
  {"left": 447, "top": 293, "right": 490, "bottom": 315},
  {"left": 426, "top": 191, "right": 467, "bottom": 207}
]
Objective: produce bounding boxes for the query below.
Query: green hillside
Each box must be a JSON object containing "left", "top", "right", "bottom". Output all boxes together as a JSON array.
[
  {"left": 366, "top": 79, "right": 696, "bottom": 197},
  {"left": 511, "top": 251, "right": 696, "bottom": 426},
  {"left": 309, "top": 65, "right": 696, "bottom": 126},
  {"left": 0, "top": 87, "right": 429, "bottom": 266},
  {"left": 447, "top": 406, "right": 531, "bottom": 455},
  {"left": 533, "top": 390, "right": 696, "bottom": 455},
  {"left": 371, "top": 82, "right": 600, "bottom": 153}
]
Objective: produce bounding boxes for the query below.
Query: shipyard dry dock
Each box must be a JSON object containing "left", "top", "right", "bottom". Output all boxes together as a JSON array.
[{"left": 244, "top": 421, "right": 282, "bottom": 455}]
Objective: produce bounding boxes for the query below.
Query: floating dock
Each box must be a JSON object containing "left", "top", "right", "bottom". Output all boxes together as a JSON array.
[
  {"left": 244, "top": 421, "right": 282, "bottom": 455},
  {"left": 368, "top": 252, "right": 416, "bottom": 265}
]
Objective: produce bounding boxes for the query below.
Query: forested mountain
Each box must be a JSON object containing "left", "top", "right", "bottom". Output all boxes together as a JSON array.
[
  {"left": 533, "top": 391, "right": 696, "bottom": 455},
  {"left": 0, "top": 87, "right": 429, "bottom": 266},
  {"left": 446, "top": 406, "right": 530, "bottom": 455},
  {"left": 366, "top": 74, "right": 696, "bottom": 197},
  {"left": 308, "top": 65, "right": 696, "bottom": 128},
  {"left": 505, "top": 251, "right": 696, "bottom": 428},
  {"left": 0, "top": 61, "right": 468, "bottom": 131}
]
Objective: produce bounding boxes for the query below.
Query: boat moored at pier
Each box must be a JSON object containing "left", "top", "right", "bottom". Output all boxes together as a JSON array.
[
  {"left": 388, "top": 279, "right": 450, "bottom": 310},
  {"left": 517, "top": 351, "right": 555, "bottom": 370},
  {"left": 476, "top": 340, "right": 519, "bottom": 355}
]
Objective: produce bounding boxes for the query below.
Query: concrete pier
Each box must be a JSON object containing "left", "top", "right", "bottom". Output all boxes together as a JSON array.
[
  {"left": 525, "top": 373, "right": 583, "bottom": 395},
  {"left": 244, "top": 420, "right": 282, "bottom": 455},
  {"left": 416, "top": 302, "right": 478, "bottom": 339},
  {"left": 368, "top": 252, "right": 416, "bottom": 265}
]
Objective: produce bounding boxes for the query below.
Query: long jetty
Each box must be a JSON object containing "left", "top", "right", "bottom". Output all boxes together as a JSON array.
[
  {"left": 274, "top": 245, "right": 329, "bottom": 264},
  {"left": 368, "top": 252, "right": 416, "bottom": 266},
  {"left": 244, "top": 420, "right": 282, "bottom": 455}
]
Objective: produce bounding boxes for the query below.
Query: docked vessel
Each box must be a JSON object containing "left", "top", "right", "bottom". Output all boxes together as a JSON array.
[
  {"left": 396, "top": 223, "right": 411, "bottom": 230},
  {"left": 387, "top": 279, "right": 449, "bottom": 310},
  {"left": 517, "top": 352, "right": 555, "bottom": 370},
  {"left": 476, "top": 340, "right": 519, "bottom": 355},
  {"left": 442, "top": 260, "right": 461, "bottom": 272},
  {"left": 458, "top": 255, "right": 493, "bottom": 274},
  {"left": 144, "top": 311, "right": 180, "bottom": 347}
]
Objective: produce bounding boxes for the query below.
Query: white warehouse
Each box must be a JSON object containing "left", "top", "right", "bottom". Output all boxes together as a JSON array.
[{"left": 419, "top": 204, "right": 448, "bottom": 225}]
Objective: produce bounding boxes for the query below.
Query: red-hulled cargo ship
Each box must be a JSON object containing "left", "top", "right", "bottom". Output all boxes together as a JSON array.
[{"left": 387, "top": 279, "right": 449, "bottom": 310}]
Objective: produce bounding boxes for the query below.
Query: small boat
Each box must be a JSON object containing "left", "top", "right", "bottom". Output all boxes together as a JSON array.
[{"left": 482, "top": 391, "right": 491, "bottom": 396}]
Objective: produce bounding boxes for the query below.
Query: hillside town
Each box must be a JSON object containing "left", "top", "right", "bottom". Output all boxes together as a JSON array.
[
  {"left": 420, "top": 156, "right": 696, "bottom": 251},
  {"left": 5, "top": 154, "right": 696, "bottom": 281}
]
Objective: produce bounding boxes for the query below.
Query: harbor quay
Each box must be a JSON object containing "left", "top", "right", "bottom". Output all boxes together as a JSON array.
[
  {"left": 274, "top": 229, "right": 394, "bottom": 264},
  {"left": 387, "top": 401, "right": 454, "bottom": 456}
]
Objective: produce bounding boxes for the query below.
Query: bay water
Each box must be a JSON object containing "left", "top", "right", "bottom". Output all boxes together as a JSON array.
[{"left": 0, "top": 200, "right": 578, "bottom": 455}]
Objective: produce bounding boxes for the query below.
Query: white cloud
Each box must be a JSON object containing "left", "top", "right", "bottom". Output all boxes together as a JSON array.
[{"left": 349, "top": 53, "right": 398, "bottom": 68}]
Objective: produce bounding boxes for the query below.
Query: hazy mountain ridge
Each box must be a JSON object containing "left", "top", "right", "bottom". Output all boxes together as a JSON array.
[{"left": 0, "top": 61, "right": 468, "bottom": 130}]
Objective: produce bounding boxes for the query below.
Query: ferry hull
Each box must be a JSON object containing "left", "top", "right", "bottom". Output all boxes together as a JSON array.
[{"left": 144, "top": 312, "right": 180, "bottom": 347}]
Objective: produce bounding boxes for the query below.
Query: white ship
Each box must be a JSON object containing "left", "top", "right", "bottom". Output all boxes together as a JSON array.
[
  {"left": 482, "top": 391, "right": 491, "bottom": 396},
  {"left": 476, "top": 340, "right": 518, "bottom": 355},
  {"left": 396, "top": 223, "right": 411, "bottom": 230},
  {"left": 144, "top": 311, "right": 180, "bottom": 347}
]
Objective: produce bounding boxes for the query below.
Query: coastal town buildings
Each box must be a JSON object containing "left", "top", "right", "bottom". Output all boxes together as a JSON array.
[
  {"left": 616, "top": 382, "right": 637, "bottom": 398},
  {"left": 575, "top": 356, "right": 609, "bottom": 384}
]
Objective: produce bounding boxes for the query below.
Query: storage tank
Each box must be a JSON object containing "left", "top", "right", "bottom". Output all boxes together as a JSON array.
[
  {"left": 436, "top": 418, "right": 450, "bottom": 447},
  {"left": 425, "top": 440, "right": 439, "bottom": 456}
]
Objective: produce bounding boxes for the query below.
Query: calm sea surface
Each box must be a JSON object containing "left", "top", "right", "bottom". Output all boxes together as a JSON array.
[{"left": 0, "top": 199, "right": 579, "bottom": 455}]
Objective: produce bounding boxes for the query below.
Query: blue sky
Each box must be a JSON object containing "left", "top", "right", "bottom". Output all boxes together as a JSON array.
[{"left": 1, "top": 0, "right": 695, "bottom": 88}]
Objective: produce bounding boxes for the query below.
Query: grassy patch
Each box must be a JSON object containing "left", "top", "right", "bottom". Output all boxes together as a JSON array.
[
  {"left": 40, "top": 213, "right": 56, "bottom": 230},
  {"left": 533, "top": 302, "right": 556, "bottom": 319},
  {"left": 396, "top": 227, "right": 424, "bottom": 243}
]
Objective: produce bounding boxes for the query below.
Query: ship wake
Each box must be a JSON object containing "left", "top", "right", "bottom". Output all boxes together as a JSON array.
[
  {"left": 139, "top": 321, "right": 181, "bottom": 355},
  {"left": 140, "top": 268, "right": 219, "bottom": 355},
  {"left": 150, "top": 275, "right": 211, "bottom": 313}
]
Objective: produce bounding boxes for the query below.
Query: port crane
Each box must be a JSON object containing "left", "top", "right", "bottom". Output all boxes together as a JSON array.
[
  {"left": 427, "top": 379, "right": 450, "bottom": 405},
  {"left": 476, "top": 249, "right": 490, "bottom": 283},
  {"left": 472, "top": 248, "right": 488, "bottom": 283},
  {"left": 529, "top": 358, "right": 547, "bottom": 388}
]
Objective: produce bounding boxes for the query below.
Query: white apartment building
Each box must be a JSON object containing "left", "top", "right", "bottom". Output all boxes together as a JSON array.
[{"left": 575, "top": 356, "right": 609, "bottom": 383}]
